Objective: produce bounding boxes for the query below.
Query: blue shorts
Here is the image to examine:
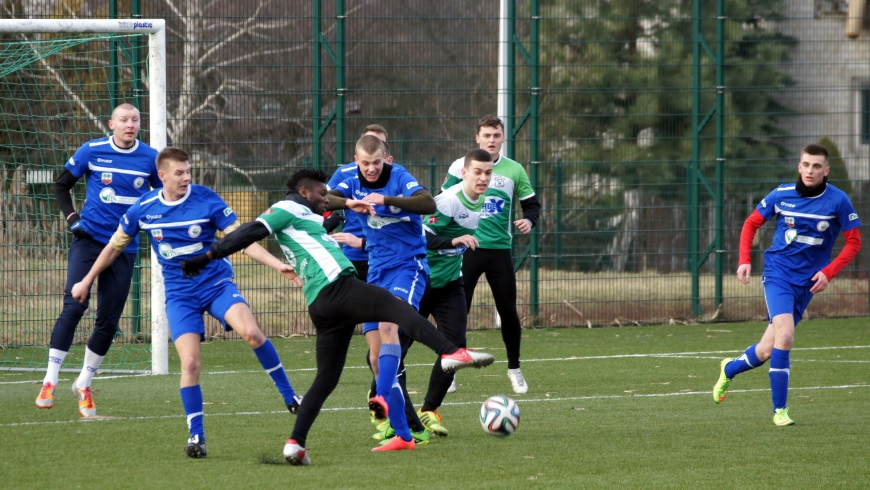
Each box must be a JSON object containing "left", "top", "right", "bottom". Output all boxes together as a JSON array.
[
  {"left": 762, "top": 275, "right": 813, "bottom": 327},
  {"left": 362, "top": 257, "right": 429, "bottom": 334},
  {"left": 165, "top": 280, "right": 248, "bottom": 342}
]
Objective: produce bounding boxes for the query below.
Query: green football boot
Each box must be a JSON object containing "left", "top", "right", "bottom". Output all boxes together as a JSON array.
[
  {"left": 773, "top": 407, "right": 795, "bottom": 426},
  {"left": 713, "top": 358, "right": 733, "bottom": 404},
  {"left": 418, "top": 409, "right": 448, "bottom": 437},
  {"left": 371, "top": 420, "right": 395, "bottom": 441}
]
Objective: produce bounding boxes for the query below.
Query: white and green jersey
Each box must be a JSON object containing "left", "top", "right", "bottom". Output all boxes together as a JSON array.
[
  {"left": 423, "top": 183, "right": 483, "bottom": 289},
  {"left": 442, "top": 155, "right": 534, "bottom": 249},
  {"left": 256, "top": 200, "right": 355, "bottom": 305}
]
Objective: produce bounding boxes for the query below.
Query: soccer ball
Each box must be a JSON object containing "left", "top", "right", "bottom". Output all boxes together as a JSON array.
[{"left": 479, "top": 395, "right": 520, "bottom": 436}]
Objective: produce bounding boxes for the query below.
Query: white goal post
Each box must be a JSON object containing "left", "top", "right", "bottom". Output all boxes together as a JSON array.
[{"left": 0, "top": 19, "right": 169, "bottom": 375}]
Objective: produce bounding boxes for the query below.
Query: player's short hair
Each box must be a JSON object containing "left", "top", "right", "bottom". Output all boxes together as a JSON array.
[
  {"left": 477, "top": 115, "right": 504, "bottom": 134},
  {"left": 156, "top": 147, "right": 190, "bottom": 171},
  {"left": 382, "top": 140, "right": 391, "bottom": 157},
  {"left": 286, "top": 168, "right": 329, "bottom": 193},
  {"left": 355, "top": 134, "right": 386, "bottom": 157},
  {"left": 111, "top": 103, "right": 139, "bottom": 118},
  {"left": 363, "top": 124, "right": 388, "bottom": 140},
  {"left": 802, "top": 143, "right": 829, "bottom": 163},
  {"left": 464, "top": 148, "right": 493, "bottom": 168}
]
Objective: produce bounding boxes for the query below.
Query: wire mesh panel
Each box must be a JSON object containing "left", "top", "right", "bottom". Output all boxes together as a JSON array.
[{"left": 3, "top": 1, "right": 868, "bottom": 338}]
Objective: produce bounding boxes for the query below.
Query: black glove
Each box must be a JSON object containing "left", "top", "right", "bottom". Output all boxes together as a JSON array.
[
  {"left": 180, "top": 253, "right": 212, "bottom": 278},
  {"left": 67, "top": 213, "right": 91, "bottom": 239},
  {"left": 322, "top": 210, "right": 345, "bottom": 233}
]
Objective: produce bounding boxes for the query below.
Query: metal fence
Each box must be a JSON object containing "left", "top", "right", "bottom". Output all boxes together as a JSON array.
[{"left": 2, "top": 0, "right": 869, "bottom": 344}]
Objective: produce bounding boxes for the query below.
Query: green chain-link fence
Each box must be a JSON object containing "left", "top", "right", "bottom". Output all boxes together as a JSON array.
[{"left": 2, "top": 1, "right": 868, "bottom": 370}]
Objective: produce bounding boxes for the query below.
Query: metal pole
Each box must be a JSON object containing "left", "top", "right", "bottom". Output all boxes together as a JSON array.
[
  {"left": 109, "top": 0, "right": 118, "bottom": 109},
  {"left": 714, "top": 0, "right": 725, "bottom": 310},
  {"left": 313, "top": 0, "right": 322, "bottom": 169},
  {"left": 334, "top": 0, "right": 345, "bottom": 167},
  {"left": 505, "top": 0, "right": 516, "bottom": 157},
  {"left": 689, "top": 0, "right": 702, "bottom": 317},
  {"left": 556, "top": 158, "right": 562, "bottom": 270},
  {"left": 529, "top": 0, "right": 540, "bottom": 322}
]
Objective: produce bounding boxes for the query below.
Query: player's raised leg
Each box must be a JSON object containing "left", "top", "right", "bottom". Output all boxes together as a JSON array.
[{"left": 222, "top": 300, "right": 302, "bottom": 412}]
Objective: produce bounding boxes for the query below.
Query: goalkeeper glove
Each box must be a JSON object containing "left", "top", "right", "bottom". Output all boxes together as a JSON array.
[
  {"left": 67, "top": 213, "right": 91, "bottom": 240},
  {"left": 180, "top": 253, "right": 211, "bottom": 278}
]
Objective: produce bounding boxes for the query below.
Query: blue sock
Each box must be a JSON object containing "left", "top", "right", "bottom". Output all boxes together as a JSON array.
[
  {"left": 769, "top": 348, "right": 790, "bottom": 411},
  {"left": 725, "top": 344, "right": 764, "bottom": 379},
  {"left": 180, "top": 385, "right": 205, "bottom": 441},
  {"left": 254, "top": 340, "right": 296, "bottom": 404},
  {"left": 387, "top": 383, "right": 412, "bottom": 441},
  {"left": 376, "top": 343, "right": 401, "bottom": 399}
]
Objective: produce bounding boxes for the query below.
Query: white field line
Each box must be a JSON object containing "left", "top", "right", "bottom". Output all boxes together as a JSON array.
[
  {"left": 3, "top": 345, "right": 869, "bottom": 385},
  {"left": 2, "top": 382, "right": 868, "bottom": 429}
]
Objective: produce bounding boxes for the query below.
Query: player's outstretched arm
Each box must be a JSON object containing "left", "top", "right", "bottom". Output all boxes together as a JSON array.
[
  {"left": 242, "top": 242, "right": 303, "bottom": 286},
  {"left": 364, "top": 189, "right": 436, "bottom": 214},
  {"left": 70, "top": 226, "right": 132, "bottom": 302},
  {"left": 181, "top": 221, "right": 271, "bottom": 277}
]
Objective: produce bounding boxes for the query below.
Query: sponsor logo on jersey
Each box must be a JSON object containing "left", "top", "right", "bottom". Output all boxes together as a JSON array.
[
  {"left": 438, "top": 245, "right": 467, "bottom": 257},
  {"left": 849, "top": 213, "right": 859, "bottom": 221},
  {"left": 393, "top": 287, "right": 410, "bottom": 294},
  {"left": 406, "top": 181, "right": 419, "bottom": 189},
  {"left": 481, "top": 196, "right": 505, "bottom": 217},
  {"left": 223, "top": 207, "right": 234, "bottom": 217},
  {"left": 428, "top": 216, "right": 439, "bottom": 224},
  {"left": 780, "top": 201, "right": 795, "bottom": 208},
  {"left": 158, "top": 242, "right": 173, "bottom": 258},
  {"left": 817, "top": 220, "right": 829, "bottom": 232},
  {"left": 151, "top": 229, "right": 163, "bottom": 241},
  {"left": 68, "top": 158, "right": 76, "bottom": 166},
  {"left": 99, "top": 187, "right": 116, "bottom": 203},
  {"left": 280, "top": 244, "right": 297, "bottom": 267},
  {"left": 188, "top": 224, "right": 202, "bottom": 238},
  {"left": 367, "top": 215, "right": 410, "bottom": 229},
  {"left": 784, "top": 228, "right": 797, "bottom": 245},
  {"left": 784, "top": 217, "right": 795, "bottom": 228},
  {"left": 263, "top": 208, "right": 274, "bottom": 215},
  {"left": 354, "top": 189, "right": 368, "bottom": 197},
  {"left": 101, "top": 172, "right": 113, "bottom": 184},
  {"left": 97, "top": 158, "right": 113, "bottom": 163},
  {"left": 458, "top": 212, "right": 469, "bottom": 219},
  {"left": 494, "top": 176, "right": 505, "bottom": 188},
  {"left": 146, "top": 214, "right": 163, "bottom": 219},
  {"left": 134, "top": 177, "right": 145, "bottom": 188},
  {"left": 761, "top": 198, "right": 767, "bottom": 208}
]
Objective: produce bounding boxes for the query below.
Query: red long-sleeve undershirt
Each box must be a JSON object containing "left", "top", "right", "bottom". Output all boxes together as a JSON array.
[{"left": 738, "top": 209, "right": 862, "bottom": 280}]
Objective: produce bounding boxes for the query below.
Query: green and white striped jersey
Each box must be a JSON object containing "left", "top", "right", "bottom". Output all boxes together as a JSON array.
[
  {"left": 423, "top": 183, "right": 483, "bottom": 289},
  {"left": 442, "top": 155, "right": 534, "bottom": 249},
  {"left": 256, "top": 200, "right": 355, "bottom": 305}
]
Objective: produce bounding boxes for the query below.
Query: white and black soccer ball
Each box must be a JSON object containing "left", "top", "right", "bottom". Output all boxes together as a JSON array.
[{"left": 480, "top": 395, "right": 520, "bottom": 437}]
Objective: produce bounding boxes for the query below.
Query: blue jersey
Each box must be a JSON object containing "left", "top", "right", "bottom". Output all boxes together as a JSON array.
[
  {"left": 334, "top": 166, "right": 427, "bottom": 270},
  {"left": 120, "top": 185, "right": 238, "bottom": 299},
  {"left": 65, "top": 137, "right": 161, "bottom": 253},
  {"left": 757, "top": 183, "right": 861, "bottom": 285},
  {"left": 327, "top": 162, "right": 406, "bottom": 262}
]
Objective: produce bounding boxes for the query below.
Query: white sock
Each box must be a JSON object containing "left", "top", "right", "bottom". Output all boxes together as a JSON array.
[
  {"left": 44, "top": 349, "right": 67, "bottom": 385},
  {"left": 76, "top": 348, "right": 105, "bottom": 389}
]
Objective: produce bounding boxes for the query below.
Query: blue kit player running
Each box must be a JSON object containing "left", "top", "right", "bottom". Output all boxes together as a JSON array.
[
  {"left": 713, "top": 143, "right": 861, "bottom": 425},
  {"left": 36, "top": 103, "right": 160, "bottom": 417},
  {"left": 178, "top": 169, "right": 494, "bottom": 463},
  {"left": 70, "top": 148, "right": 302, "bottom": 458},
  {"left": 331, "top": 134, "right": 437, "bottom": 451}
]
